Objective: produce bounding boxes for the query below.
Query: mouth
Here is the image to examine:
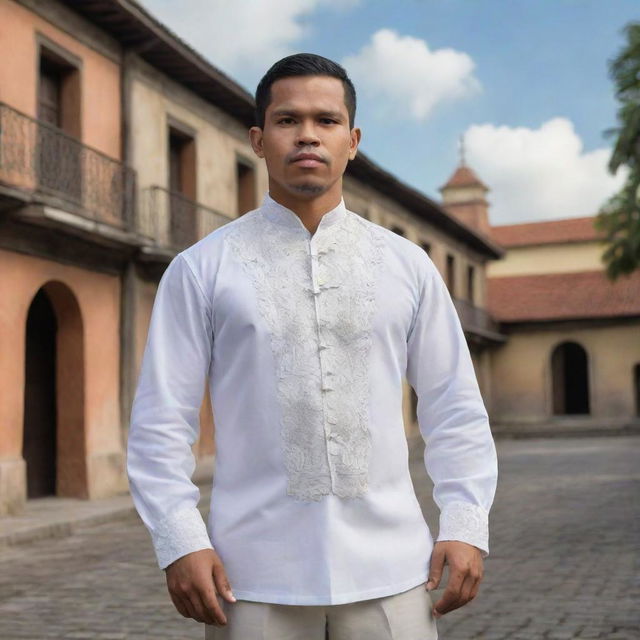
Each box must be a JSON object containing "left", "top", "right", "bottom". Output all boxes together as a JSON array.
[{"left": 291, "top": 154, "right": 325, "bottom": 168}]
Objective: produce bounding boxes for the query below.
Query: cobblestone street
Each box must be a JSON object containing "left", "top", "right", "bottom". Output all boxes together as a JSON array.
[{"left": 0, "top": 435, "right": 638, "bottom": 639}]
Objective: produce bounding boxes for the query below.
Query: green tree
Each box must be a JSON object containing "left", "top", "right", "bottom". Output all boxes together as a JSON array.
[{"left": 596, "top": 21, "right": 640, "bottom": 280}]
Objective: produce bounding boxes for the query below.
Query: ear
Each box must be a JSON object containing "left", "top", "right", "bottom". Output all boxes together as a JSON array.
[
  {"left": 249, "top": 126, "right": 265, "bottom": 159},
  {"left": 348, "top": 127, "right": 362, "bottom": 161}
]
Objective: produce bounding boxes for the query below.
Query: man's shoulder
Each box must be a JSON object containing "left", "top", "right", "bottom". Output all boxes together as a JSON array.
[
  {"left": 182, "top": 208, "right": 260, "bottom": 261},
  {"left": 346, "top": 210, "right": 434, "bottom": 272}
]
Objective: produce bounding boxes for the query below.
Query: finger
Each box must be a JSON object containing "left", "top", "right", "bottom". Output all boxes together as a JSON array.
[
  {"left": 469, "top": 574, "right": 482, "bottom": 601},
  {"left": 200, "top": 587, "right": 229, "bottom": 627},
  {"left": 433, "top": 586, "right": 461, "bottom": 618},
  {"left": 180, "top": 593, "right": 201, "bottom": 622},
  {"left": 462, "top": 560, "right": 483, "bottom": 604},
  {"left": 182, "top": 593, "right": 209, "bottom": 622},
  {"left": 458, "top": 573, "right": 477, "bottom": 605},
  {"left": 169, "top": 583, "right": 199, "bottom": 621},
  {"left": 425, "top": 545, "right": 446, "bottom": 591},
  {"left": 212, "top": 562, "right": 237, "bottom": 604},
  {"left": 433, "top": 569, "right": 464, "bottom": 617},
  {"left": 169, "top": 591, "right": 191, "bottom": 619}
]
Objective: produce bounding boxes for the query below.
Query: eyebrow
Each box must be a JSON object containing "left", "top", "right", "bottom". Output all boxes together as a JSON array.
[{"left": 270, "top": 109, "right": 345, "bottom": 121}]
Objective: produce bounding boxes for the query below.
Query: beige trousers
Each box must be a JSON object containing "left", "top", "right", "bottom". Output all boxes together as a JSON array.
[{"left": 204, "top": 582, "right": 438, "bottom": 640}]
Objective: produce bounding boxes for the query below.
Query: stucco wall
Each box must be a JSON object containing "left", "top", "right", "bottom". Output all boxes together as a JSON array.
[
  {"left": 129, "top": 57, "right": 269, "bottom": 237},
  {"left": 490, "top": 323, "right": 640, "bottom": 429},
  {"left": 0, "top": 0, "right": 122, "bottom": 159},
  {"left": 488, "top": 241, "right": 606, "bottom": 277},
  {"left": 0, "top": 248, "right": 124, "bottom": 510}
]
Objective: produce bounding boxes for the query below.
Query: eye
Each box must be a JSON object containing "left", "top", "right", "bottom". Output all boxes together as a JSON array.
[
  {"left": 320, "top": 118, "right": 337, "bottom": 124},
  {"left": 277, "top": 117, "right": 295, "bottom": 125}
]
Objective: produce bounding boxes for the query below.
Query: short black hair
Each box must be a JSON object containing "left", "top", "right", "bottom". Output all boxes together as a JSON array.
[{"left": 254, "top": 53, "right": 356, "bottom": 130}]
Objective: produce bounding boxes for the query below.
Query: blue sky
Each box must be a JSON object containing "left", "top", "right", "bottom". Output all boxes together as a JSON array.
[{"left": 141, "top": 0, "right": 638, "bottom": 225}]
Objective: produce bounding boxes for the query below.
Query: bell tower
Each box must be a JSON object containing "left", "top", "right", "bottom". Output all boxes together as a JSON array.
[{"left": 439, "top": 135, "right": 491, "bottom": 236}]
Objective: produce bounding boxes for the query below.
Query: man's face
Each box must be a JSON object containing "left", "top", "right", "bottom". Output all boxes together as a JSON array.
[{"left": 249, "top": 75, "right": 361, "bottom": 201}]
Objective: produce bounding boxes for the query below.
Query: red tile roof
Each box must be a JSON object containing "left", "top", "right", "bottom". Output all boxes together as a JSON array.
[
  {"left": 487, "top": 270, "right": 640, "bottom": 322},
  {"left": 491, "top": 216, "right": 605, "bottom": 247},
  {"left": 440, "top": 165, "right": 488, "bottom": 190}
]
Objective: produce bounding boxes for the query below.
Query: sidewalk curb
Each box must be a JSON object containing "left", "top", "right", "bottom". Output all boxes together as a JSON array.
[{"left": 0, "top": 475, "right": 213, "bottom": 552}]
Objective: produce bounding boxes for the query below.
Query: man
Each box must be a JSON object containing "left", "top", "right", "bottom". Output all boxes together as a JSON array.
[{"left": 127, "top": 53, "right": 498, "bottom": 639}]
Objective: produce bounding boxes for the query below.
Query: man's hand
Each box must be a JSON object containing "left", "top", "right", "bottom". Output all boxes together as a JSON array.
[
  {"left": 164, "top": 548, "right": 236, "bottom": 626},
  {"left": 425, "top": 540, "right": 483, "bottom": 618}
]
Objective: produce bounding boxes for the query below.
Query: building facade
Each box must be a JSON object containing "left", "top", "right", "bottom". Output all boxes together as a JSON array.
[
  {"left": 438, "top": 160, "right": 640, "bottom": 435},
  {"left": 0, "top": 0, "right": 131, "bottom": 514}
]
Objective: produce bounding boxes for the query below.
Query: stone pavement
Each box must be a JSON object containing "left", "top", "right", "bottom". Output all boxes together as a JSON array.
[
  {"left": 0, "top": 435, "right": 638, "bottom": 639},
  {"left": 412, "top": 435, "right": 640, "bottom": 640}
]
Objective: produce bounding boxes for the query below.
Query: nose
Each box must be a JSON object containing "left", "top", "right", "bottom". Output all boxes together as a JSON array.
[{"left": 296, "top": 120, "right": 320, "bottom": 146}]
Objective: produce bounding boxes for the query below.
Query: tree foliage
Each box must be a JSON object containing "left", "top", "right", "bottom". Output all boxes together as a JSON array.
[{"left": 595, "top": 22, "right": 640, "bottom": 280}]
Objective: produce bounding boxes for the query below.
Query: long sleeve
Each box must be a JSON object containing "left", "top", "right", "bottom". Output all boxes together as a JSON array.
[
  {"left": 406, "top": 258, "right": 498, "bottom": 558},
  {"left": 127, "top": 252, "right": 214, "bottom": 570}
]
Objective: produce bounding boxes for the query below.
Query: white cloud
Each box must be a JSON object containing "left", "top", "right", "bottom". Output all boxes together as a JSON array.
[
  {"left": 140, "top": 0, "right": 360, "bottom": 80},
  {"left": 463, "top": 117, "right": 627, "bottom": 224},
  {"left": 342, "top": 29, "right": 481, "bottom": 121}
]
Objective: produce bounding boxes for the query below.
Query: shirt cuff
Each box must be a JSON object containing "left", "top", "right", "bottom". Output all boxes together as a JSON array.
[
  {"left": 153, "top": 506, "right": 214, "bottom": 570},
  {"left": 436, "top": 501, "right": 490, "bottom": 558}
]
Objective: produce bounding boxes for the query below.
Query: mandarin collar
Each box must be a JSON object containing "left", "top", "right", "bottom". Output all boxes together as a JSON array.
[{"left": 260, "top": 192, "right": 347, "bottom": 234}]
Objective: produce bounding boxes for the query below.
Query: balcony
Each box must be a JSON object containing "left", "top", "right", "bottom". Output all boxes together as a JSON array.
[
  {"left": 139, "top": 185, "right": 235, "bottom": 255},
  {"left": 452, "top": 297, "right": 506, "bottom": 344},
  {"left": 0, "top": 102, "right": 136, "bottom": 232}
]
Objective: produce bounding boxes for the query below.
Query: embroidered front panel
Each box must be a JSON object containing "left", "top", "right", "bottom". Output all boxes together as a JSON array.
[{"left": 226, "top": 211, "right": 386, "bottom": 501}]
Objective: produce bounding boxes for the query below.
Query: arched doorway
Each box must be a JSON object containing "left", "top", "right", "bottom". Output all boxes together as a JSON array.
[
  {"left": 23, "top": 288, "right": 57, "bottom": 498},
  {"left": 551, "top": 341, "right": 590, "bottom": 415},
  {"left": 22, "top": 281, "right": 87, "bottom": 500}
]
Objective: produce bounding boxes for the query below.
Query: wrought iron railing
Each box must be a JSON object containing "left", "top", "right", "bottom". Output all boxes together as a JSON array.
[
  {"left": 453, "top": 296, "right": 503, "bottom": 338},
  {"left": 141, "top": 186, "right": 235, "bottom": 252},
  {"left": 0, "top": 101, "right": 135, "bottom": 229}
]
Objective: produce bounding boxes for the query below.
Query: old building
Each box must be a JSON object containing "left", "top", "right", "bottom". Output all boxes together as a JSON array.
[
  {"left": 438, "top": 159, "right": 640, "bottom": 435},
  {"left": 487, "top": 215, "right": 640, "bottom": 435},
  {"left": 0, "top": 0, "right": 503, "bottom": 516},
  {"left": 0, "top": 0, "right": 132, "bottom": 514}
]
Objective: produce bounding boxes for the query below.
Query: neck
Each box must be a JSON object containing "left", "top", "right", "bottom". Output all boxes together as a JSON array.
[{"left": 268, "top": 179, "right": 343, "bottom": 234}]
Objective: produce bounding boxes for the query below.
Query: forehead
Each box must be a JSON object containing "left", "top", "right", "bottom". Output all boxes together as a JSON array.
[{"left": 267, "top": 75, "right": 348, "bottom": 115}]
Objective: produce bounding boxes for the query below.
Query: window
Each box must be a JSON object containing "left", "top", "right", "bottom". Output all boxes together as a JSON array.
[
  {"left": 236, "top": 158, "right": 256, "bottom": 216},
  {"left": 421, "top": 242, "right": 431, "bottom": 255},
  {"left": 467, "top": 265, "right": 475, "bottom": 303},
  {"left": 446, "top": 254, "right": 455, "bottom": 295},
  {"left": 167, "top": 125, "right": 197, "bottom": 248},
  {"left": 391, "top": 225, "right": 405, "bottom": 236},
  {"left": 38, "top": 60, "right": 62, "bottom": 127},
  {"left": 37, "top": 43, "right": 81, "bottom": 200}
]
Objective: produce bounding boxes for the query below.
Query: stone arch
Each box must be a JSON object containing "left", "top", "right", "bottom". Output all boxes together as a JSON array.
[
  {"left": 550, "top": 341, "right": 590, "bottom": 415},
  {"left": 22, "top": 280, "right": 87, "bottom": 499}
]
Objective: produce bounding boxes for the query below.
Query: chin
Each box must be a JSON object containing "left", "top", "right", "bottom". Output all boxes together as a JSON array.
[{"left": 287, "top": 182, "right": 328, "bottom": 196}]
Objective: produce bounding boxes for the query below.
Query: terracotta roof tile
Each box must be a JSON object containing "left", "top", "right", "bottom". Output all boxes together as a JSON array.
[
  {"left": 440, "top": 165, "right": 488, "bottom": 190},
  {"left": 487, "top": 270, "right": 640, "bottom": 322},
  {"left": 491, "top": 216, "right": 604, "bottom": 247}
]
